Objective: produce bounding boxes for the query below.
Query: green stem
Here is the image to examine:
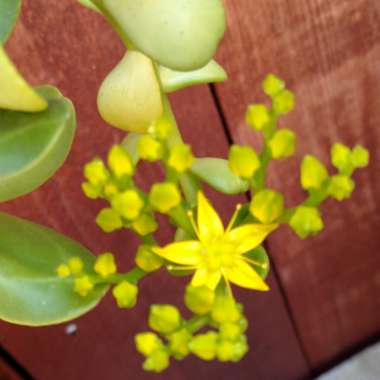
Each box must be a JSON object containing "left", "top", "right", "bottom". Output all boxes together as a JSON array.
[
  {"left": 186, "top": 315, "right": 210, "bottom": 334},
  {"left": 95, "top": 267, "right": 147, "bottom": 285}
]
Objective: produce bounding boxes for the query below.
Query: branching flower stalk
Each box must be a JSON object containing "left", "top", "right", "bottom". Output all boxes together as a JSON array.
[{"left": 52, "top": 0, "right": 370, "bottom": 373}]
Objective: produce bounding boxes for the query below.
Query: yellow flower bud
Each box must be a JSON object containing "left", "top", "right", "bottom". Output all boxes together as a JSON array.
[
  {"left": 68, "top": 257, "right": 84, "bottom": 275},
  {"left": 112, "top": 281, "right": 138, "bottom": 308},
  {"left": 168, "top": 329, "right": 192, "bottom": 360},
  {"left": 138, "top": 135, "right": 163, "bottom": 161},
  {"left": 81, "top": 182, "right": 101, "bottom": 199},
  {"left": 327, "top": 175, "right": 355, "bottom": 201},
  {"left": 245, "top": 104, "right": 271, "bottom": 131},
  {"left": 189, "top": 332, "right": 218, "bottom": 361},
  {"left": 301, "top": 155, "right": 328, "bottom": 190},
  {"left": 84, "top": 158, "right": 109, "bottom": 187},
  {"left": 149, "top": 304, "right": 181, "bottom": 335},
  {"left": 273, "top": 89, "right": 295, "bottom": 115},
  {"left": 132, "top": 214, "right": 158, "bottom": 236},
  {"left": 184, "top": 285, "right": 215, "bottom": 315},
  {"left": 168, "top": 144, "right": 194, "bottom": 173},
  {"left": 269, "top": 129, "right": 296, "bottom": 159},
  {"left": 149, "top": 183, "right": 181, "bottom": 213},
  {"left": 135, "top": 245, "right": 163, "bottom": 272},
  {"left": 135, "top": 332, "right": 163, "bottom": 357},
  {"left": 351, "top": 145, "right": 369, "bottom": 169},
  {"left": 289, "top": 206, "right": 324, "bottom": 239},
  {"left": 211, "top": 295, "right": 240, "bottom": 323},
  {"left": 96, "top": 208, "right": 123, "bottom": 233},
  {"left": 94, "top": 253, "right": 117, "bottom": 278},
  {"left": 74, "top": 275, "right": 94, "bottom": 297},
  {"left": 108, "top": 145, "right": 134, "bottom": 178},
  {"left": 262, "top": 74, "right": 285, "bottom": 97},
  {"left": 250, "top": 189, "right": 284, "bottom": 223},
  {"left": 216, "top": 340, "right": 236, "bottom": 362},
  {"left": 56, "top": 264, "right": 71, "bottom": 278},
  {"left": 111, "top": 190, "right": 144, "bottom": 220},
  {"left": 143, "top": 350, "right": 169, "bottom": 373},
  {"left": 228, "top": 145, "right": 260, "bottom": 179},
  {"left": 151, "top": 118, "right": 172, "bottom": 140}
]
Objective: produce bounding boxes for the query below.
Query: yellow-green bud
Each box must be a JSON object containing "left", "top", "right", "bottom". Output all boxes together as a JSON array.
[
  {"left": 211, "top": 295, "right": 240, "bottom": 323},
  {"left": 94, "top": 253, "right": 117, "bottom": 278},
  {"left": 107, "top": 145, "right": 134, "bottom": 178},
  {"left": 245, "top": 104, "right": 271, "bottom": 131},
  {"left": 168, "top": 329, "right": 191, "bottom": 359},
  {"left": 269, "top": 129, "right": 296, "bottom": 159},
  {"left": 231, "top": 335, "right": 249, "bottom": 362},
  {"left": 273, "top": 89, "right": 295, "bottom": 115},
  {"left": 228, "top": 145, "right": 260, "bottom": 179},
  {"left": 132, "top": 214, "right": 158, "bottom": 236},
  {"left": 351, "top": 145, "right": 369, "bottom": 168},
  {"left": 168, "top": 144, "right": 194, "bottom": 173},
  {"left": 135, "top": 245, "right": 163, "bottom": 272},
  {"left": 82, "top": 182, "right": 101, "bottom": 199},
  {"left": 301, "top": 155, "right": 328, "bottom": 190},
  {"left": 262, "top": 74, "right": 285, "bottom": 97},
  {"left": 250, "top": 189, "right": 284, "bottom": 223},
  {"left": 103, "top": 182, "right": 119, "bottom": 199},
  {"left": 138, "top": 135, "right": 163, "bottom": 161},
  {"left": 68, "top": 257, "right": 84, "bottom": 275},
  {"left": 112, "top": 281, "right": 138, "bottom": 308},
  {"left": 56, "top": 264, "right": 71, "bottom": 278},
  {"left": 289, "top": 206, "right": 324, "bottom": 239},
  {"left": 327, "top": 175, "right": 355, "bottom": 201},
  {"left": 189, "top": 332, "right": 218, "bottom": 361},
  {"left": 149, "top": 304, "right": 181, "bottom": 335},
  {"left": 331, "top": 143, "right": 351, "bottom": 173},
  {"left": 143, "top": 350, "right": 169, "bottom": 373},
  {"left": 96, "top": 208, "right": 123, "bottom": 233},
  {"left": 184, "top": 285, "right": 215, "bottom": 315},
  {"left": 216, "top": 340, "right": 236, "bottom": 362},
  {"left": 84, "top": 158, "right": 109, "bottom": 187},
  {"left": 150, "top": 118, "right": 172, "bottom": 140},
  {"left": 111, "top": 190, "right": 144, "bottom": 220},
  {"left": 149, "top": 183, "right": 181, "bottom": 213},
  {"left": 135, "top": 332, "right": 163, "bottom": 357},
  {"left": 219, "top": 322, "right": 242, "bottom": 341},
  {"left": 74, "top": 275, "right": 94, "bottom": 297}
]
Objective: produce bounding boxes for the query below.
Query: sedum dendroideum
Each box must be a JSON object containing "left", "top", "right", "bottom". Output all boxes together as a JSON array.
[{"left": 0, "top": 0, "right": 370, "bottom": 374}]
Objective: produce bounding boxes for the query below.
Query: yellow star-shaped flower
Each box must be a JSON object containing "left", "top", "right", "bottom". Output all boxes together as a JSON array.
[{"left": 153, "top": 192, "right": 277, "bottom": 292}]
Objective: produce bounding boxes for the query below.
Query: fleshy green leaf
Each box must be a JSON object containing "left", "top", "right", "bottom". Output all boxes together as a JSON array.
[
  {"left": 97, "top": 51, "right": 163, "bottom": 133},
  {"left": 0, "top": 45, "right": 47, "bottom": 112},
  {"left": 190, "top": 158, "right": 249, "bottom": 195},
  {"left": 99, "top": 0, "right": 226, "bottom": 71},
  {"left": 0, "top": 212, "right": 108, "bottom": 326},
  {"left": 77, "top": 0, "right": 101, "bottom": 13},
  {"left": 0, "top": 85, "right": 76, "bottom": 202},
  {"left": 0, "top": 0, "right": 21, "bottom": 43},
  {"left": 159, "top": 60, "right": 227, "bottom": 93},
  {"left": 244, "top": 245, "right": 270, "bottom": 279}
]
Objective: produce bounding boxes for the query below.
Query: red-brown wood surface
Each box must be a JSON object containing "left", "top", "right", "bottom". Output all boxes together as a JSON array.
[
  {"left": 0, "top": 359, "right": 20, "bottom": 380},
  {"left": 0, "top": 1, "right": 310, "bottom": 380},
  {"left": 216, "top": 0, "right": 380, "bottom": 369}
]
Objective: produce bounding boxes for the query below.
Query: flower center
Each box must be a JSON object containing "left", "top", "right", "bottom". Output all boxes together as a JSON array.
[{"left": 202, "top": 240, "right": 237, "bottom": 271}]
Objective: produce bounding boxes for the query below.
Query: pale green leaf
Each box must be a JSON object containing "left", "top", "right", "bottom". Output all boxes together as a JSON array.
[{"left": 0, "top": 0, "right": 21, "bottom": 43}]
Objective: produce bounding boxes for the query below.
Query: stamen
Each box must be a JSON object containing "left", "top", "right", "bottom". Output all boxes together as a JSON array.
[
  {"left": 226, "top": 203, "right": 242, "bottom": 233},
  {"left": 242, "top": 256, "right": 268, "bottom": 269},
  {"left": 222, "top": 273, "right": 234, "bottom": 299},
  {"left": 187, "top": 210, "right": 200, "bottom": 239}
]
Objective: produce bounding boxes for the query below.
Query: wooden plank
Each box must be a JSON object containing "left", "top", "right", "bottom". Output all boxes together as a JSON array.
[
  {"left": 0, "top": 1, "right": 309, "bottom": 379},
  {"left": 215, "top": 0, "right": 380, "bottom": 369}
]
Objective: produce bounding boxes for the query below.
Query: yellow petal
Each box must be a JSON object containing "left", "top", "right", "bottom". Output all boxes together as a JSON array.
[
  {"left": 197, "top": 192, "right": 224, "bottom": 243},
  {"left": 224, "top": 260, "right": 269, "bottom": 291},
  {"left": 227, "top": 224, "right": 277, "bottom": 254},
  {"left": 191, "top": 267, "right": 221, "bottom": 290},
  {"left": 152, "top": 241, "right": 202, "bottom": 265}
]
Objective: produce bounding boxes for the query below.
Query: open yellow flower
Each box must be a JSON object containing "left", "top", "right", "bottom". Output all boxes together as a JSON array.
[{"left": 153, "top": 192, "right": 278, "bottom": 292}]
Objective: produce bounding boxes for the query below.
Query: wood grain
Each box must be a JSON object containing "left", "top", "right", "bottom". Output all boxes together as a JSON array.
[
  {"left": 216, "top": 0, "right": 380, "bottom": 369},
  {"left": 0, "top": 1, "right": 309, "bottom": 379}
]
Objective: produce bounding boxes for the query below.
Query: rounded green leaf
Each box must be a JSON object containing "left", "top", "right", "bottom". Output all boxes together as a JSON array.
[
  {"left": 0, "top": 0, "right": 21, "bottom": 43},
  {"left": 159, "top": 60, "right": 227, "bottom": 93},
  {"left": 77, "top": 0, "right": 101, "bottom": 13},
  {"left": 0, "top": 85, "right": 76, "bottom": 202},
  {"left": 190, "top": 158, "right": 249, "bottom": 194},
  {"left": 97, "top": 51, "right": 163, "bottom": 132},
  {"left": 100, "top": 0, "right": 226, "bottom": 71},
  {"left": 0, "top": 212, "right": 108, "bottom": 326},
  {"left": 0, "top": 46, "right": 47, "bottom": 112}
]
